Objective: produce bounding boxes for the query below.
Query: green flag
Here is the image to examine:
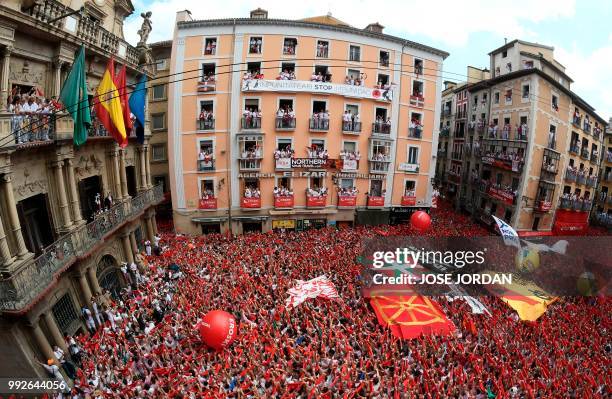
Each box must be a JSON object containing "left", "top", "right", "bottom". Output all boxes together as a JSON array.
[{"left": 59, "top": 46, "right": 91, "bottom": 146}]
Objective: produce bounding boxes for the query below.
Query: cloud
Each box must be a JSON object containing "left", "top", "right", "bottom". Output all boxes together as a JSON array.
[
  {"left": 124, "top": 0, "right": 576, "bottom": 48},
  {"left": 556, "top": 43, "right": 612, "bottom": 120}
]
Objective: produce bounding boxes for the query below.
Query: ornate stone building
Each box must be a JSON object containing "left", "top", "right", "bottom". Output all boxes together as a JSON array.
[{"left": 0, "top": 0, "right": 162, "bottom": 378}]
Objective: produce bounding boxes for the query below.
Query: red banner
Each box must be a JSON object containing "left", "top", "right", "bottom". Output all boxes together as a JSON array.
[
  {"left": 536, "top": 200, "right": 552, "bottom": 212},
  {"left": 241, "top": 197, "right": 261, "bottom": 209},
  {"left": 487, "top": 187, "right": 515, "bottom": 205},
  {"left": 367, "top": 196, "right": 385, "bottom": 207},
  {"left": 370, "top": 295, "right": 455, "bottom": 339},
  {"left": 401, "top": 196, "right": 416, "bottom": 206},
  {"left": 338, "top": 195, "right": 357, "bottom": 207},
  {"left": 198, "top": 198, "right": 217, "bottom": 209},
  {"left": 306, "top": 196, "right": 327, "bottom": 207},
  {"left": 274, "top": 196, "right": 294, "bottom": 208},
  {"left": 552, "top": 209, "right": 589, "bottom": 235}
]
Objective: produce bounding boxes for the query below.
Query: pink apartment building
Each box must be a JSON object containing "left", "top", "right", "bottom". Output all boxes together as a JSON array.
[{"left": 168, "top": 8, "right": 448, "bottom": 234}]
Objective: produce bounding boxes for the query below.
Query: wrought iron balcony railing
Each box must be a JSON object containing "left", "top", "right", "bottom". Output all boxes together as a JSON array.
[{"left": 0, "top": 185, "right": 164, "bottom": 311}]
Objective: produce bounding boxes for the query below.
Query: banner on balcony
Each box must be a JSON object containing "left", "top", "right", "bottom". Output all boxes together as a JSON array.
[
  {"left": 553, "top": 209, "right": 589, "bottom": 235},
  {"left": 291, "top": 158, "right": 337, "bottom": 169},
  {"left": 338, "top": 195, "right": 357, "bottom": 207},
  {"left": 536, "top": 201, "right": 552, "bottom": 212},
  {"left": 275, "top": 158, "right": 291, "bottom": 170},
  {"left": 198, "top": 198, "right": 217, "bottom": 209},
  {"left": 340, "top": 159, "right": 358, "bottom": 171},
  {"left": 241, "top": 197, "right": 261, "bottom": 208},
  {"left": 368, "top": 196, "right": 385, "bottom": 207},
  {"left": 481, "top": 156, "right": 521, "bottom": 172},
  {"left": 398, "top": 163, "right": 419, "bottom": 173},
  {"left": 401, "top": 196, "right": 416, "bottom": 206},
  {"left": 241, "top": 79, "right": 394, "bottom": 101},
  {"left": 487, "top": 187, "right": 515, "bottom": 205},
  {"left": 306, "top": 196, "right": 327, "bottom": 207},
  {"left": 274, "top": 196, "right": 294, "bottom": 208}
]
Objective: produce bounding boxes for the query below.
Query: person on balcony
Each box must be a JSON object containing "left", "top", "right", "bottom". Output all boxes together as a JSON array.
[
  {"left": 104, "top": 192, "right": 113, "bottom": 209},
  {"left": 502, "top": 124, "right": 511, "bottom": 139},
  {"left": 342, "top": 110, "right": 352, "bottom": 130},
  {"left": 338, "top": 186, "right": 358, "bottom": 197}
]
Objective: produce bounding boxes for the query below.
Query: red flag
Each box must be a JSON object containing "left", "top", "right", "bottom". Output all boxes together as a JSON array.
[{"left": 116, "top": 64, "right": 133, "bottom": 134}]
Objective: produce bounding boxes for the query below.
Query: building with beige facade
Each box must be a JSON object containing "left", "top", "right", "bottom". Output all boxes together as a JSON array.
[
  {"left": 168, "top": 8, "right": 448, "bottom": 234},
  {"left": 436, "top": 40, "right": 607, "bottom": 234},
  {"left": 0, "top": 0, "right": 162, "bottom": 378},
  {"left": 594, "top": 118, "right": 612, "bottom": 228}
]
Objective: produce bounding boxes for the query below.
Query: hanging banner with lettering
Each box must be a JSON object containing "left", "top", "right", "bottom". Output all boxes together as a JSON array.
[
  {"left": 487, "top": 187, "right": 515, "bottom": 205},
  {"left": 291, "top": 158, "right": 337, "bottom": 169},
  {"left": 368, "top": 196, "right": 385, "bottom": 207},
  {"left": 338, "top": 195, "right": 357, "bottom": 207},
  {"left": 275, "top": 158, "right": 291, "bottom": 170},
  {"left": 340, "top": 159, "right": 358, "bottom": 171},
  {"left": 242, "top": 79, "right": 394, "bottom": 101},
  {"left": 401, "top": 196, "right": 416, "bottom": 206},
  {"left": 274, "top": 196, "right": 294, "bottom": 208},
  {"left": 241, "top": 197, "right": 261, "bottom": 208},
  {"left": 198, "top": 198, "right": 217, "bottom": 209},
  {"left": 306, "top": 196, "right": 327, "bottom": 207}
]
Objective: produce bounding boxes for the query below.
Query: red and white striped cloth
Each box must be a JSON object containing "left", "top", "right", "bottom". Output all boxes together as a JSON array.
[{"left": 286, "top": 275, "right": 340, "bottom": 308}]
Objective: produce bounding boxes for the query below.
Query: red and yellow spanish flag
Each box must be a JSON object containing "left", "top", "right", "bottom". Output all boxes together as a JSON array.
[
  {"left": 94, "top": 57, "right": 127, "bottom": 147},
  {"left": 370, "top": 293, "right": 455, "bottom": 339}
]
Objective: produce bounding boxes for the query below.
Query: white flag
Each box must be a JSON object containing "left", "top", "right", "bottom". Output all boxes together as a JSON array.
[
  {"left": 492, "top": 215, "right": 521, "bottom": 248},
  {"left": 286, "top": 275, "right": 340, "bottom": 308}
]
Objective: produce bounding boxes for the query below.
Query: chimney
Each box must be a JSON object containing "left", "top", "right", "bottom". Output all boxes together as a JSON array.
[
  {"left": 176, "top": 9, "right": 192, "bottom": 23},
  {"left": 364, "top": 22, "right": 384, "bottom": 34},
  {"left": 250, "top": 8, "right": 268, "bottom": 19}
]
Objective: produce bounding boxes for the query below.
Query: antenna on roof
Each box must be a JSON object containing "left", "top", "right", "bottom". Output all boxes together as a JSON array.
[
  {"left": 327, "top": 1, "right": 331, "bottom": 16},
  {"left": 504, "top": 37, "right": 507, "bottom": 44}
]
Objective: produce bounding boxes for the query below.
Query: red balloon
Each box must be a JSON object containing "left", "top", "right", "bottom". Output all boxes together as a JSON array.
[
  {"left": 198, "top": 310, "right": 237, "bottom": 350},
  {"left": 410, "top": 211, "right": 431, "bottom": 232}
]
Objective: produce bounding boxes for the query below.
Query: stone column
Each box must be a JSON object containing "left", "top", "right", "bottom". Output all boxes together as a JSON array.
[
  {"left": 151, "top": 214, "right": 158, "bottom": 235},
  {"left": 53, "top": 160, "right": 73, "bottom": 230},
  {"left": 119, "top": 149, "right": 129, "bottom": 199},
  {"left": 145, "top": 216, "right": 154, "bottom": 242},
  {"left": 30, "top": 319, "right": 57, "bottom": 364},
  {"left": 121, "top": 234, "right": 134, "bottom": 264},
  {"left": 41, "top": 311, "right": 67, "bottom": 352},
  {"left": 87, "top": 266, "right": 102, "bottom": 296},
  {"left": 144, "top": 145, "right": 152, "bottom": 188},
  {"left": 129, "top": 231, "right": 138, "bottom": 255},
  {"left": 65, "top": 159, "right": 83, "bottom": 224},
  {"left": 0, "top": 213, "right": 13, "bottom": 268},
  {"left": 77, "top": 272, "right": 93, "bottom": 308},
  {"left": 0, "top": 46, "right": 12, "bottom": 112},
  {"left": 138, "top": 147, "right": 147, "bottom": 191},
  {"left": 1, "top": 174, "right": 29, "bottom": 258},
  {"left": 112, "top": 150, "right": 122, "bottom": 201},
  {"left": 52, "top": 59, "right": 64, "bottom": 98}
]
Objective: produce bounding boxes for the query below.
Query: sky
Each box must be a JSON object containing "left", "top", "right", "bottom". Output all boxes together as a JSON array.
[{"left": 125, "top": 0, "right": 612, "bottom": 121}]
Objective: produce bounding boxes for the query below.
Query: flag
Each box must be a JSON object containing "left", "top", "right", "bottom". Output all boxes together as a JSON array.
[
  {"left": 286, "top": 275, "right": 339, "bottom": 308},
  {"left": 59, "top": 46, "right": 91, "bottom": 146},
  {"left": 370, "top": 294, "right": 455, "bottom": 339},
  {"left": 129, "top": 74, "right": 147, "bottom": 144},
  {"left": 116, "top": 63, "right": 133, "bottom": 135},
  {"left": 482, "top": 270, "right": 557, "bottom": 321},
  {"left": 492, "top": 215, "right": 520, "bottom": 248},
  {"left": 94, "top": 57, "right": 127, "bottom": 147}
]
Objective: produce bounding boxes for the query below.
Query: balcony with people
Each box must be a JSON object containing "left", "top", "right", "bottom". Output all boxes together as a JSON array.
[
  {"left": 277, "top": 62, "right": 297, "bottom": 80},
  {"left": 197, "top": 102, "right": 215, "bottom": 131},
  {"left": 583, "top": 117, "right": 592, "bottom": 134},
  {"left": 198, "top": 183, "right": 217, "bottom": 209},
  {"left": 306, "top": 186, "right": 328, "bottom": 208},
  {"left": 369, "top": 140, "right": 391, "bottom": 173},
  {"left": 401, "top": 188, "right": 417, "bottom": 206},
  {"left": 559, "top": 192, "right": 592, "bottom": 212},
  {"left": 241, "top": 184, "right": 261, "bottom": 209},
  {"left": 580, "top": 147, "right": 590, "bottom": 160},
  {"left": 572, "top": 110, "right": 582, "bottom": 128},
  {"left": 316, "top": 40, "right": 329, "bottom": 58},
  {"left": 238, "top": 136, "right": 263, "bottom": 171},
  {"left": 540, "top": 148, "right": 560, "bottom": 182},
  {"left": 372, "top": 108, "right": 391, "bottom": 136},
  {"left": 480, "top": 147, "right": 525, "bottom": 173},
  {"left": 479, "top": 180, "right": 517, "bottom": 206},
  {"left": 274, "top": 146, "right": 294, "bottom": 170},
  {"left": 199, "top": 63, "right": 217, "bottom": 92},
  {"left": 339, "top": 150, "right": 360, "bottom": 172},
  {"left": 607, "top": 150, "right": 612, "bottom": 164},
  {"left": 593, "top": 124, "right": 602, "bottom": 140},
  {"left": 409, "top": 81, "right": 425, "bottom": 108},
  {"left": 197, "top": 143, "right": 215, "bottom": 172},
  {"left": 275, "top": 104, "right": 296, "bottom": 131},
  {"left": 594, "top": 212, "right": 612, "bottom": 228},
  {"left": 408, "top": 116, "right": 423, "bottom": 139},
  {"left": 241, "top": 105, "right": 262, "bottom": 130},
  {"left": 535, "top": 183, "right": 555, "bottom": 213},
  {"left": 273, "top": 185, "right": 294, "bottom": 209},
  {"left": 337, "top": 186, "right": 358, "bottom": 208},
  {"left": 310, "top": 101, "right": 330, "bottom": 132},
  {"left": 367, "top": 184, "right": 386, "bottom": 207},
  {"left": 311, "top": 65, "right": 333, "bottom": 83},
  {"left": 342, "top": 110, "right": 362, "bottom": 134}
]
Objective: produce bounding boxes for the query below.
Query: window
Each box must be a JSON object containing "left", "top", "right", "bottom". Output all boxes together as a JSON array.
[
  {"left": 340, "top": 178, "right": 354, "bottom": 189},
  {"left": 201, "top": 179, "right": 215, "bottom": 198},
  {"left": 379, "top": 50, "right": 390, "bottom": 67},
  {"left": 551, "top": 94, "right": 559, "bottom": 111},
  {"left": 522, "top": 84, "right": 530, "bottom": 99},
  {"left": 494, "top": 92, "right": 500, "bottom": 104},
  {"left": 281, "top": 62, "right": 295, "bottom": 74},
  {"left": 152, "top": 84, "right": 165, "bottom": 100},
  {"left": 414, "top": 58, "right": 423, "bottom": 75},
  {"left": 408, "top": 146, "right": 419, "bottom": 164},
  {"left": 370, "top": 179, "right": 384, "bottom": 196},
  {"left": 52, "top": 294, "right": 78, "bottom": 332},
  {"left": 153, "top": 175, "right": 167, "bottom": 193},
  {"left": 199, "top": 140, "right": 214, "bottom": 155},
  {"left": 152, "top": 113, "right": 165, "bottom": 130},
  {"left": 155, "top": 59, "right": 167, "bottom": 71},
  {"left": 343, "top": 141, "right": 357, "bottom": 152},
  {"left": 249, "top": 36, "right": 262, "bottom": 54},
  {"left": 204, "top": 38, "right": 217, "bottom": 55},
  {"left": 311, "top": 139, "right": 325, "bottom": 151},
  {"left": 349, "top": 45, "right": 361, "bottom": 62},
  {"left": 404, "top": 180, "right": 416, "bottom": 196},
  {"left": 412, "top": 81, "right": 424, "bottom": 97},
  {"left": 152, "top": 144, "right": 167, "bottom": 161},
  {"left": 277, "top": 138, "right": 292, "bottom": 151},
  {"left": 247, "top": 62, "right": 261, "bottom": 75},
  {"left": 347, "top": 68, "right": 361, "bottom": 81},
  {"left": 502, "top": 50, "right": 507, "bottom": 58},
  {"left": 376, "top": 73, "right": 389, "bottom": 87},
  {"left": 312, "top": 100, "right": 327, "bottom": 114},
  {"left": 201, "top": 63, "right": 216, "bottom": 82},
  {"left": 314, "top": 65, "right": 332, "bottom": 82},
  {"left": 504, "top": 89, "right": 512, "bottom": 103},
  {"left": 283, "top": 38, "right": 297, "bottom": 55},
  {"left": 316, "top": 40, "right": 329, "bottom": 58}
]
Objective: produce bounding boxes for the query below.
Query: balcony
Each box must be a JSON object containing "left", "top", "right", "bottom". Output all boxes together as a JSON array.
[
  {"left": 451, "top": 151, "right": 462, "bottom": 161},
  {"left": 309, "top": 118, "right": 330, "bottom": 132},
  {"left": 437, "top": 148, "right": 447, "bottom": 157},
  {"left": 580, "top": 148, "right": 590, "bottom": 160},
  {"left": 274, "top": 195, "right": 294, "bottom": 209},
  {"left": 572, "top": 116, "right": 582, "bottom": 128},
  {"left": 586, "top": 175, "right": 597, "bottom": 188},
  {"left": 439, "top": 127, "right": 450, "bottom": 137},
  {"left": 367, "top": 196, "right": 385, "bottom": 207},
  {"left": 369, "top": 159, "right": 391, "bottom": 173},
  {"left": 241, "top": 197, "right": 261, "bottom": 209},
  {"left": 197, "top": 159, "right": 215, "bottom": 171},
  {"left": 481, "top": 154, "right": 524, "bottom": 173},
  {"left": 1, "top": 113, "right": 57, "bottom": 146},
  {"left": 197, "top": 78, "right": 216, "bottom": 93},
  {"left": 576, "top": 174, "right": 587, "bottom": 185},
  {"left": 594, "top": 213, "right": 612, "bottom": 228},
  {"left": 238, "top": 153, "right": 263, "bottom": 171},
  {"left": 25, "top": 0, "right": 140, "bottom": 66},
  {"left": 408, "top": 126, "right": 423, "bottom": 139},
  {"left": 593, "top": 127, "right": 602, "bottom": 140},
  {"left": 569, "top": 144, "right": 580, "bottom": 155},
  {"left": 606, "top": 172, "right": 612, "bottom": 183},
  {"left": 401, "top": 195, "right": 416, "bottom": 206},
  {"left": 409, "top": 95, "right": 425, "bottom": 108},
  {"left": 337, "top": 195, "right": 357, "bottom": 208},
  {"left": 306, "top": 195, "right": 327, "bottom": 208},
  {"left": 342, "top": 121, "right": 362, "bottom": 134},
  {"left": 197, "top": 119, "right": 215, "bottom": 131},
  {"left": 607, "top": 153, "right": 612, "bottom": 163},
  {"left": 198, "top": 197, "right": 217, "bottom": 210},
  {"left": 275, "top": 117, "right": 296, "bottom": 131},
  {"left": 485, "top": 186, "right": 517, "bottom": 206},
  {"left": 0, "top": 185, "right": 164, "bottom": 311},
  {"left": 590, "top": 153, "right": 599, "bottom": 163},
  {"left": 583, "top": 122, "right": 592, "bottom": 134},
  {"left": 372, "top": 122, "right": 391, "bottom": 136},
  {"left": 241, "top": 117, "right": 262, "bottom": 130},
  {"left": 559, "top": 198, "right": 572, "bottom": 209}
]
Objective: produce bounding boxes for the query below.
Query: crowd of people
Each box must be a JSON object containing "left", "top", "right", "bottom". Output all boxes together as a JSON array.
[
  {"left": 276, "top": 107, "right": 296, "bottom": 128},
  {"left": 559, "top": 192, "right": 593, "bottom": 209},
  {"left": 273, "top": 147, "right": 295, "bottom": 160},
  {"left": 307, "top": 146, "right": 329, "bottom": 159},
  {"left": 240, "top": 145, "right": 262, "bottom": 159},
  {"left": 306, "top": 186, "right": 328, "bottom": 197},
  {"left": 370, "top": 152, "right": 390, "bottom": 162},
  {"left": 243, "top": 186, "right": 261, "bottom": 198},
  {"left": 310, "top": 71, "right": 332, "bottom": 83},
  {"left": 483, "top": 150, "right": 525, "bottom": 164},
  {"left": 565, "top": 164, "right": 595, "bottom": 182},
  {"left": 311, "top": 111, "right": 331, "bottom": 130},
  {"left": 242, "top": 108, "right": 262, "bottom": 129},
  {"left": 7, "top": 89, "right": 60, "bottom": 144},
  {"left": 339, "top": 149, "right": 361, "bottom": 161},
  {"left": 342, "top": 110, "right": 361, "bottom": 131},
  {"left": 277, "top": 69, "right": 296, "bottom": 80},
  {"left": 373, "top": 116, "right": 392, "bottom": 133},
  {"left": 243, "top": 70, "right": 264, "bottom": 80},
  {"left": 344, "top": 74, "right": 366, "bottom": 86},
  {"left": 273, "top": 186, "right": 293, "bottom": 197},
  {"left": 37, "top": 198, "right": 609, "bottom": 398},
  {"left": 337, "top": 186, "right": 358, "bottom": 197},
  {"left": 248, "top": 37, "right": 262, "bottom": 54}
]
